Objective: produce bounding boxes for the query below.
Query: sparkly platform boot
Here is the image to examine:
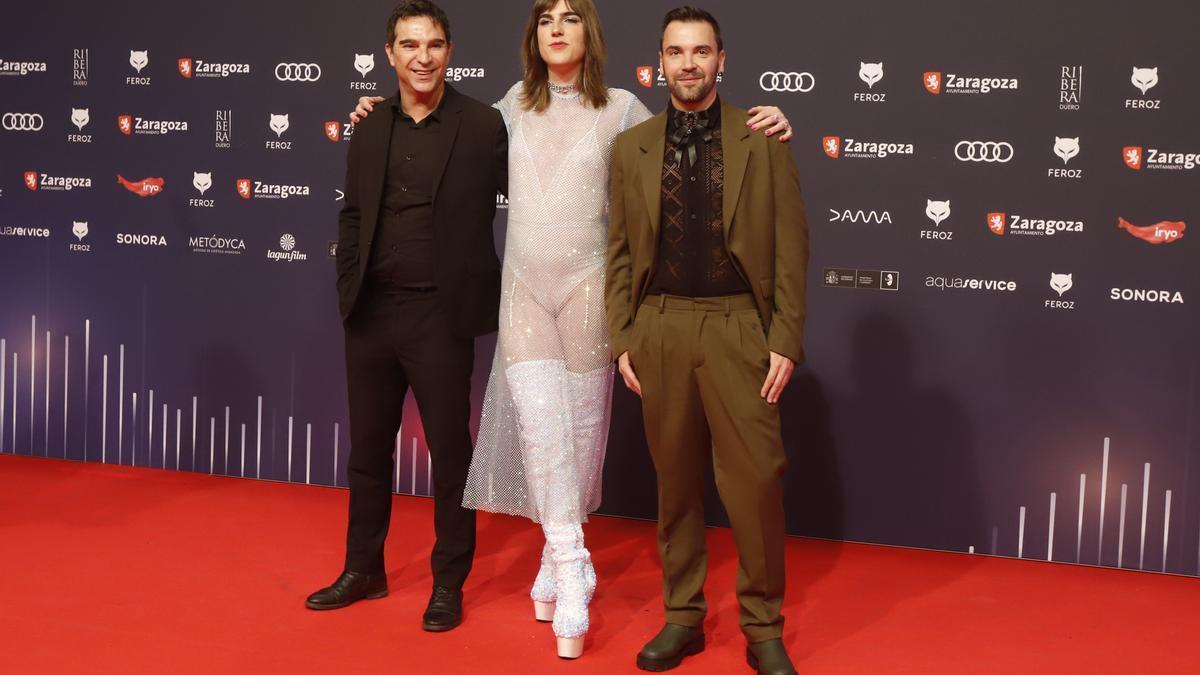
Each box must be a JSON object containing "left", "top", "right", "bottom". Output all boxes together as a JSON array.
[
  {"left": 546, "top": 523, "right": 591, "bottom": 658},
  {"left": 565, "top": 366, "right": 611, "bottom": 601},
  {"left": 531, "top": 540, "right": 556, "bottom": 622}
]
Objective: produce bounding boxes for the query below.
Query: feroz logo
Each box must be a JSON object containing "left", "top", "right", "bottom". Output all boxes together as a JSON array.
[
  {"left": 2, "top": 113, "right": 43, "bottom": 131},
  {"left": 325, "top": 121, "right": 340, "bottom": 141},
  {"left": 1123, "top": 146, "right": 1142, "bottom": 170},
  {"left": 759, "top": 71, "right": 815, "bottom": 93},
  {"left": 237, "top": 179, "right": 252, "bottom": 199},
  {"left": 192, "top": 172, "right": 212, "bottom": 195},
  {"left": 925, "top": 200, "right": 951, "bottom": 226},
  {"left": 354, "top": 54, "right": 375, "bottom": 77},
  {"left": 822, "top": 136, "right": 840, "bottom": 158},
  {"left": 129, "top": 50, "right": 148, "bottom": 73},
  {"left": 955, "top": 141, "right": 1014, "bottom": 163},
  {"left": 71, "top": 108, "right": 89, "bottom": 130},
  {"left": 72, "top": 221, "right": 88, "bottom": 241},
  {"left": 24, "top": 171, "right": 38, "bottom": 190},
  {"left": 275, "top": 63, "right": 321, "bottom": 82},
  {"left": 269, "top": 113, "right": 289, "bottom": 137},
  {"left": 858, "top": 62, "right": 883, "bottom": 88},
  {"left": 118, "top": 115, "right": 132, "bottom": 135},
  {"left": 637, "top": 66, "right": 653, "bottom": 88},
  {"left": 987, "top": 212, "right": 1006, "bottom": 235},
  {"left": 178, "top": 58, "right": 193, "bottom": 77},
  {"left": 1117, "top": 217, "right": 1185, "bottom": 245},
  {"left": 117, "top": 175, "right": 164, "bottom": 197},
  {"left": 1053, "top": 137, "right": 1080, "bottom": 164},
  {"left": 923, "top": 71, "right": 941, "bottom": 94},
  {"left": 1126, "top": 67, "right": 1161, "bottom": 109},
  {"left": 1049, "top": 273, "right": 1073, "bottom": 296}
]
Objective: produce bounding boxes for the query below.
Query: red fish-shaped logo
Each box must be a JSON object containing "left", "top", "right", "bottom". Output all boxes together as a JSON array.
[
  {"left": 1118, "top": 217, "right": 1185, "bottom": 245},
  {"left": 636, "top": 66, "right": 653, "bottom": 88},
  {"left": 24, "top": 171, "right": 38, "bottom": 190},
  {"left": 923, "top": 71, "right": 942, "bottom": 95},
  {"left": 178, "top": 58, "right": 193, "bottom": 78},
  {"left": 324, "top": 121, "right": 340, "bottom": 142},
  {"left": 118, "top": 115, "right": 133, "bottom": 135},
  {"left": 1123, "top": 146, "right": 1142, "bottom": 170},
  {"left": 236, "top": 178, "right": 252, "bottom": 199},
  {"left": 117, "top": 175, "right": 164, "bottom": 197},
  {"left": 987, "top": 212, "right": 1006, "bottom": 235},
  {"left": 822, "top": 136, "right": 841, "bottom": 159}
]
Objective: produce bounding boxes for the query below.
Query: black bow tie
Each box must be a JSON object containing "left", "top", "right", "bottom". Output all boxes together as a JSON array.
[{"left": 669, "top": 110, "right": 714, "bottom": 168}]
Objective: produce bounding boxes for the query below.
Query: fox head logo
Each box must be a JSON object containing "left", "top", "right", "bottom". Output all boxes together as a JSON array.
[
  {"left": 822, "top": 136, "right": 840, "bottom": 159},
  {"left": 1053, "top": 137, "right": 1080, "bottom": 164},
  {"left": 858, "top": 62, "right": 883, "bottom": 88},
  {"left": 923, "top": 71, "right": 942, "bottom": 94},
  {"left": 193, "top": 171, "right": 212, "bottom": 195},
  {"left": 354, "top": 53, "right": 375, "bottom": 78},
  {"left": 236, "top": 178, "right": 252, "bottom": 199},
  {"left": 1123, "top": 146, "right": 1142, "bottom": 170},
  {"left": 987, "top": 212, "right": 1007, "bottom": 235},
  {"left": 118, "top": 115, "right": 132, "bottom": 135},
  {"left": 71, "top": 108, "right": 90, "bottom": 131},
  {"left": 636, "top": 66, "right": 653, "bottom": 88},
  {"left": 269, "top": 113, "right": 289, "bottom": 137},
  {"left": 1049, "top": 273, "right": 1073, "bottom": 297},
  {"left": 72, "top": 221, "right": 88, "bottom": 241},
  {"left": 1131, "top": 67, "right": 1158, "bottom": 95},
  {"left": 24, "top": 171, "right": 39, "bottom": 190},
  {"left": 925, "top": 199, "right": 951, "bottom": 226},
  {"left": 129, "top": 50, "right": 149, "bottom": 73},
  {"left": 178, "top": 58, "right": 193, "bottom": 78},
  {"left": 324, "top": 121, "right": 340, "bottom": 142}
]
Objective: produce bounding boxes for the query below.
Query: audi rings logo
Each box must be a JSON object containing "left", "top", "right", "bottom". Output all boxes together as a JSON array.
[
  {"left": 275, "top": 63, "right": 321, "bottom": 82},
  {"left": 954, "top": 140, "right": 1014, "bottom": 163},
  {"left": 759, "top": 71, "right": 815, "bottom": 93},
  {"left": 3, "top": 112, "right": 44, "bottom": 131}
]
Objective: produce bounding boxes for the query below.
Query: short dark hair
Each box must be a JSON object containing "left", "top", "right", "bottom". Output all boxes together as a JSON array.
[
  {"left": 387, "top": 0, "right": 452, "bottom": 45},
  {"left": 660, "top": 6, "right": 723, "bottom": 52}
]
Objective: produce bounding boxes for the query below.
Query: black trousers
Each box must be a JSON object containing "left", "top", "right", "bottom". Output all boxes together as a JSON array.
[{"left": 342, "top": 287, "right": 476, "bottom": 589}]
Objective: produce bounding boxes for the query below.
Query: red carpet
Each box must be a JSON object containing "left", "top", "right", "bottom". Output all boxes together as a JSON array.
[{"left": 2, "top": 454, "right": 1197, "bottom": 674}]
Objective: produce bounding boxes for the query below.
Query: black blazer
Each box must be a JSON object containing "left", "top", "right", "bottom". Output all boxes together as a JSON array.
[{"left": 336, "top": 84, "right": 508, "bottom": 336}]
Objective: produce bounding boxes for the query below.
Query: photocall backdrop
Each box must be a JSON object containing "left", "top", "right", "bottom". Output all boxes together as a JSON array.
[{"left": 1, "top": 0, "right": 1197, "bottom": 576}]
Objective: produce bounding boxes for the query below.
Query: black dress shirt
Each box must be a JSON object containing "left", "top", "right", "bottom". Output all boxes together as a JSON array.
[{"left": 647, "top": 98, "right": 750, "bottom": 298}]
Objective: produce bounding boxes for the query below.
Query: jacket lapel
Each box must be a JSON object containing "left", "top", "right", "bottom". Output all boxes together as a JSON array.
[
  {"left": 721, "top": 100, "right": 750, "bottom": 244},
  {"left": 637, "top": 112, "right": 668, "bottom": 236},
  {"left": 430, "top": 84, "right": 462, "bottom": 202}
]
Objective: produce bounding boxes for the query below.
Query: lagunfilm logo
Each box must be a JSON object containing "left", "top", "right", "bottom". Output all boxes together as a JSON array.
[
  {"left": 68, "top": 108, "right": 91, "bottom": 144},
  {"left": 127, "top": 50, "right": 151, "bottom": 86},
  {"left": 986, "top": 212, "right": 1084, "bottom": 238},
  {"left": 921, "top": 199, "right": 953, "bottom": 241},
  {"left": 0, "top": 58, "right": 48, "bottom": 77},
  {"left": 1048, "top": 137, "right": 1082, "bottom": 179},
  {"left": 237, "top": 178, "right": 311, "bottom": 201},
  {"left": 924, "top": 70, "right": 1018, "bottom": 95},
  {"left": 1117, "top": 217, "right": 1185, "bottom": 245},
  {"left": 822, "top": 135, "right": 913, "bottom": 160},
  {"left": 177, "top": 57, "right": 250, "bottom": 79},
  {"left": 190, "top": 171, "right": 214, "bottom": 208},
  {"left": 854, "top": 62, "right": 885, "bottom": 103},
  {"left": 1124, "top": 145, "right": 1199, "bottom": 171},
  {"left": 351, "top": 53, "right": 377, "bottom": 91},
  {"left": 268, "top": 234, "right": 308, "bottom": 262},
  {"left": 118, "top": 114, "right": 189, "bottom": 136},
  {"left": 1126, "top": 67, "right": 1161, "bottom": 109},
  {"left": 24, "top": 170, "right": 93, "bottom": 192},
  {"left": 266, "top": 113, "right": 292, "bottom": 150},
  {"left": 1045, "top": 272, "right": 1075, "bottom": 311}
]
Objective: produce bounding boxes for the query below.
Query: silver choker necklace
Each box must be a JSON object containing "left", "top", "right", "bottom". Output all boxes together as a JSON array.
[{"left": 548, "top": 81, "right": 578, "bottom": 95}]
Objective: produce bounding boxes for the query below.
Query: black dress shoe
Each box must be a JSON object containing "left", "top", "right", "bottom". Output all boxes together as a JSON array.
[
  {"left": 304, "top": 570, "right": 387, "bottom": 610},
  {"left": 746, "top": 639, "right": 797, "bottom": 675},
  {"left": 422, "top": 585, "right": 463, "bottom": 632},
  {"left": 636, "top": 623, "right": 705, "bottom": 671}
]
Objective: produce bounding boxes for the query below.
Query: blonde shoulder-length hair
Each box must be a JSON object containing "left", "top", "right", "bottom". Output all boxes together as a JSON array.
[{"left": 519, "top": 0, "right": 609, "bottom": 112}]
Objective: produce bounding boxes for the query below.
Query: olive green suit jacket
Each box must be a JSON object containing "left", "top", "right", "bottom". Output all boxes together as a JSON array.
[{"left": 605, "top": 100, "right": 810, "bottom": 363}]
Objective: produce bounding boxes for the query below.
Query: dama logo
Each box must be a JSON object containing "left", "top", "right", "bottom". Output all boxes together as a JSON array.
[
  {"left": 237, "top": 178, "right": 252, "bottom": 199},
  {"left": 324, "top": 121, "right": 340, "bottom": 142},
  {"left": 923, "top": 71, "right": 942, "bottom": 94},
  {"left": 178, "top": 58, "right": 193, "bottom": 78},
  {"left": 118, "top": 115, "right": 132, "bottom": 135},
  {"left": 987, "top": 212, "right": 1006, "bottom": 235},
  {"left": 636, "top": 66, "right": 653, "bottom": 88},
  {"left": 1123, "top": 146, "right": 1142, "bottom": 170},
  {"left": 822, "top": 136, "right": 840, "bottom": 158},
  {"left": 24, "top": 170, "right": 38, "bottom": 190}
]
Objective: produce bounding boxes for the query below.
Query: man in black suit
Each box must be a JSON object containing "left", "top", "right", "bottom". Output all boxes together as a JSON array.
[{"left": 305, "top": 0, "right": 507, "bottom": 633}]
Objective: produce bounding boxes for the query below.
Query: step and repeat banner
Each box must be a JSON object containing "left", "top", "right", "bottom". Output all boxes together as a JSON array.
[{"left": 1, "top": 0, "right": 1197, "bottom": 575}]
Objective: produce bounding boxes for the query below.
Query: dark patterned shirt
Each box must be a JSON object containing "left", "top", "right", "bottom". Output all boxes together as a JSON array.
[{"left": 647, "top": 99, "right": 749, "bottom": 297}]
